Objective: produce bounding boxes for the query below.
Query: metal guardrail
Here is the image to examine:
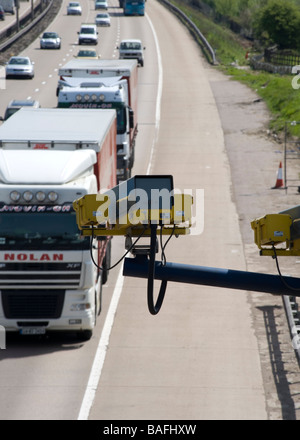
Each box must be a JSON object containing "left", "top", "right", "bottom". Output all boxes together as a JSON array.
[
  {"left": 283, "top": 295, "right": 300, "bottom": 367},
  {"left": 0, "top": 0, "right": 53, "bottom": 52},
  {"left": 158, "top": 0, "right": 217, "bottom": 65}
]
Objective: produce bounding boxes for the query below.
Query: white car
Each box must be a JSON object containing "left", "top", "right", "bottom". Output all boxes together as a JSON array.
[
  {"left": 40, "top": 32, "right": 61, "bottom": 49},
  {"left": 95, "top": 12, "right": 110, "bottom": 26},
  {"left": 78, "top": 24, "right": 98, "bottom": 45},
  {"left": 95, "top": 0, "right": 108, "bottom": 9},
  {"left": 67, "top": 2, "right": 82, "bottom": 15},
  {"left": 5, "top": 56, "right": 35, "bottom": 79},
  {"left": 118, "top": 39, "right": 145, "bottom": 66}
]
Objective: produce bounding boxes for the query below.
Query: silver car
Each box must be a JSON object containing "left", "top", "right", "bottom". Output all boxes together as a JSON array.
[
  {"left": 1, "top": 99, "right": 40, "bottom": 121},
  {"left": 95, "top": 12, "right": 110, "bottom": 26},
  {"left": 67, "top": 2, "right": 82, "bottom": 15},
  {"left": 40, "top": 32, "right": 61, "bottom": 49},
  {"left": 5, "top": 56, "right": 35, "bottom": 79}
]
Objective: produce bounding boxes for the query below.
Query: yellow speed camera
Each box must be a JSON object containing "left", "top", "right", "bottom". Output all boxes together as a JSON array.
[{"left": 73, "top": 175, "right": 193, "bottom": 237}]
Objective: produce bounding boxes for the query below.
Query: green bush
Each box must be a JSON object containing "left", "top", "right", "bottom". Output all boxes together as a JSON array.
[{"left": 253, "top": 0, "right": 300, "bottom": 49}]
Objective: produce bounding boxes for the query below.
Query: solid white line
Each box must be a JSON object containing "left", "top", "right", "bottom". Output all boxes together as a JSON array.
[
  {"left": 77, "top": 266, "right": 124, "bottom": 420},
  {"left": 77, "top": 12, "right": 163, "bottom": 421},
  {"left": 146, "top": 12, "right": 163, "bottom": 175}
]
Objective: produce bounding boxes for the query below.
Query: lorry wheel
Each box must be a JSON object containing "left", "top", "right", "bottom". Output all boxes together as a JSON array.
[
  {"left": 123, "top": 168, "right": 131, "bottom": 181},
  {"left": 102, "top": 239, "right": 111, "bottom": 285},
  {"left": 129, "top": 146, "right": 135, "bottom": 168}
]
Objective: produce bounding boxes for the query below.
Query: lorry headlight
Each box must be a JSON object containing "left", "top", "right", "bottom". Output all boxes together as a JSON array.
[
  {"left": 23, "top": 191, "right": 33, "bottom": 202},
  {"left": 48, "top": 191, "right": 58, "bottom": 202},
  {"left": 76, "top": 94, "right": 82, "bottom": 101},
  {"left": 10, "top": 191, "right": 21, "bottom": 202},
  {"left": 84, "top": 94, "right": 90, "bottom": 101},
  {"left": 70, "top": 303, "right": 91, "bottom": 311},
  {"left": 91, "top": 94, "right": 97, "bottom": 101},
  {"left": 36, "top": 191, "right": 46, "bottom": 202}
]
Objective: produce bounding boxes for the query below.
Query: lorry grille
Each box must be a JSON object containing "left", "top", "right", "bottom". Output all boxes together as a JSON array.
[
  {"left": 2, "top": 290, "right": 65, "bottom": 319},
  {"left": 0, "top": 262, "right": 82, "bottom": 288},
  {"left": 123, "top": 53, "right": 139, "bottom": 57}
]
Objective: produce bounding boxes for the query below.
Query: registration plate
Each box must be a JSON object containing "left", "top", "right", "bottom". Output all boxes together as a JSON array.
[{"left": 20, "top": 327, "right": 46, "bottom": 335}]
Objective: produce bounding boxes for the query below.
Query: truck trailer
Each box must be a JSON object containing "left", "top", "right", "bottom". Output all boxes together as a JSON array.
[
  {"left": 0, "top": 108, "right": 117, "bottom": 339},
  {"left": 0, "top": 107, "right": 117, "bottom": 190},
  {"left": 56, "top": 59, "right": 138, "bottom": 181}
]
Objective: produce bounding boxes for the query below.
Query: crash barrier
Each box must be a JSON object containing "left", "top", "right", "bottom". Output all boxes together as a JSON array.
[
  {"left": 158, "top": 0, "right": 217, "bottom": 65},
  {"left": 0, "top": 0, "right": 53, "bottom": 52}
]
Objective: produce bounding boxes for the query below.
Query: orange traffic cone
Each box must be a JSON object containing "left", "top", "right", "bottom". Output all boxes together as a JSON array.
[{"left": 272, "top": 161, "right": 284, "bottom": 189}]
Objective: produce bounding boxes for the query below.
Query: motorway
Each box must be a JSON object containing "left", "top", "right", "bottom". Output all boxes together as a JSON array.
[{"left": 0, "top": 0, "right": 270, "bottom": 420}]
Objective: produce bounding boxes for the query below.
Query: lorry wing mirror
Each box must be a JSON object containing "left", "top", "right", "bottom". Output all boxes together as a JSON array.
[{"left": 129, "top": 107, "right": 134, "bottom": 129}]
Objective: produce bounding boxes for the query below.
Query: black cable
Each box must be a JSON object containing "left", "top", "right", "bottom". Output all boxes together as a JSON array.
[
  {"left": 89, "top": 223, "right": 175, "bottom": 315},
  {"left": 148, "top": 224, "right": 167, "bottom": 315},
  {"left": 160, "top": 225, "right": 175, "bottom": 266},
  {"left": 89, "top": 225, "right": 147, "bottom": 272},
  {"left": 272, "top": 244, "right": 300, "bottom": 291}
]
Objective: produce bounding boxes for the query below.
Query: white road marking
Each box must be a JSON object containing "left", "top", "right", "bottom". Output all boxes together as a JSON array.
[
  {"left": 146, "top": 12, "right": 163, "bottom": 176},
  {"left": 77, "top": 266, "right": 124, "bottom": 420}
]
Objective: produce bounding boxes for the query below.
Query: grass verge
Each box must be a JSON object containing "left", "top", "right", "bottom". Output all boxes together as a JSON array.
[{"left": 170, "top": 0, "right": 300, "bottom": 137}]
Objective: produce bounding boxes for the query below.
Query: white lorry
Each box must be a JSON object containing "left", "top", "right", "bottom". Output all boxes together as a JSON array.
[
  {"left": 56, "top": 59, "right": 138, "bottom": 181},
  {"left": 0, "top": 108, "right": 117, "bottom": 339}
]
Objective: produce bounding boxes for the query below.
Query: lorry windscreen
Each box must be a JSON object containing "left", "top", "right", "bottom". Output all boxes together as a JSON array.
[{"left": 0, "top": 207, "right": 89, "bottom": 250}]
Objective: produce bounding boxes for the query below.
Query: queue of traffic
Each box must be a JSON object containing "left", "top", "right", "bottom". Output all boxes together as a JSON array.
[{"left": 0, "top": 0, "right": 145, "bottom": 339}]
